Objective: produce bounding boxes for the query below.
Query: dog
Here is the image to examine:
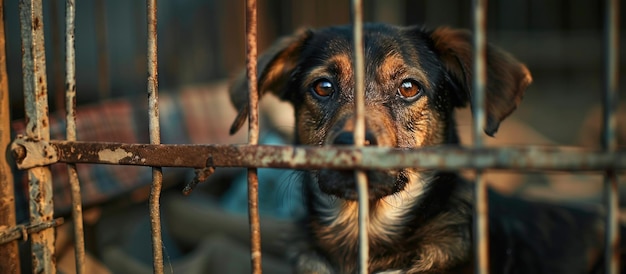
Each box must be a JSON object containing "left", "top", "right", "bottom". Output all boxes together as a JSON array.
[{"left": 229, "top": 23, "right": 622, "bottom": 273}]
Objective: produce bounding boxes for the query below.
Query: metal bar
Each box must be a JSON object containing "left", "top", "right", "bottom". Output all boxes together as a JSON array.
[
  {"left": 13, "top": 140, "right": 626, "bottom": 171},
  {"left": 245, "top": 0, "right": 262, "bottom": 272},
  {"left": 472, "top": 0, "right": 489, "bottom": 273},
  {"left": 0, "top": 0, "right": 20, "bottom": 271},
  {"left": 64, "top": 0, "right": 85, "bottom": 273},
  {"left": 0, "top": 218, "right": 64, "bottom": 246},
  {"left": 18, "top": 0, "right": 56, "bottom": 273},
  {"left": 350, "top": 0, "right": 369, "bottom": 273},
  {"left": 603, "top": 0, "right": 620, "bottom": 272},
  {"left": 146, "top": 1, "right": 164, "bottom": 273}
]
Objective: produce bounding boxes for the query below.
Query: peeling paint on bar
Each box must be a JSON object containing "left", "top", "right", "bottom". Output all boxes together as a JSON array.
[
  {"left": 97, "top": 148, "right": 133, "bottom": 164},
  {"left": 146, "top": 0, "right": 164, "bottom": 273},
  {"left": 244, "top": 0, "right": 262, "bottom": 272},
  {"left": 64, "top": 0, "right": 86, "bottom": 272},
  {"left": 19, "top": 0, "right": 56, "bottom": 273},
  {"left": 11, "top": 139, "right": 626, "bottom": 172},
  {"left": 11, "top": 137, "right": 58, "bottom": 168}
]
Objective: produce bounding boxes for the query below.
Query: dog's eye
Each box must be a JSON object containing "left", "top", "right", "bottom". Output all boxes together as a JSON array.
[
  {"left": 312, "top": 79, "right": 334, "bottom": 97},
  {"left": 397, "top": 80, "right": 421, "bottom": 99}
]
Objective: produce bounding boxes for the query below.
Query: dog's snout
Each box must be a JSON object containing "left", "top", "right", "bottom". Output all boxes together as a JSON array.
[{"left": 333, "top": 131, "right": 377, "bottom": 146}]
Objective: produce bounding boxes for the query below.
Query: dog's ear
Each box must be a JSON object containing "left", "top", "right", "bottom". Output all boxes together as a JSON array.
[
  {"left": 429, "top": 27, "right": 532, "bottom": 136},
  {"left": 229, "top": 29, "right": 312, "bottom": 135}
]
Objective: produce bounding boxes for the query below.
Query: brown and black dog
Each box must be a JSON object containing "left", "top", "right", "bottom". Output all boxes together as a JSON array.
[{"left": 229, "top": 24, "right": 621, "bottom": 273}]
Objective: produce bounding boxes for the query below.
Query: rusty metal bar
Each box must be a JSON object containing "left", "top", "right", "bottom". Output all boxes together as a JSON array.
[
  {"left": 350, "top": 0, "right": 369, "bottom": 273},
  {"left": 0, "top": 0, "right": 20, "bottom": 272},
  {"left": 245, "top": 0, "right": 262, "bottom": 272},
  {"left": 472, "top": 0, "right": 489, "bottom": 273},
  {"left": 18, "top": 0, "right": 57, "bottom": 273},
  {"left": 13, "top": 139, "right": 626, "bottom": 171},
  {"left": 146, "top": 0, "right": 164, "bottom": 273},
  {"left": 64, "top": 0, "right": 86, "bottom": 273},
  {"left": 603, "top": 0, "right": 620, "bottom": 272},
  {"left": 0, "top": 218, "right": 64, "bottom": 246}
]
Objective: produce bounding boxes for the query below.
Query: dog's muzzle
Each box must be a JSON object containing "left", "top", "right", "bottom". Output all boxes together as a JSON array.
[{"left": 316, "top": 130, "right": 408, "bottom": 200}]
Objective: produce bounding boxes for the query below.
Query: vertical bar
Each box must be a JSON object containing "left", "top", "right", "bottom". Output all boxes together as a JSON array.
[
  {"left": 18, "top": 0, "right": 56, "bottom": 273},
  {"left": 245, "top": 0, "right": 262, "bottom": 273},
  {"left": 472, "top": 0, "right": 489, "bottom": 273},
  {"left": 65, "top": 0, "right": 86, "bottom": 273},
  {"left": 603, "top": 0, "right": 620, "bottom": 272},
  {"left": 351, "top": 0, "right": 369, "bottom": 273},
  {"left": 0, "top": 0, "right": 20, "bottom": 272},
  {"left": 146, "top": 1, "right": 164, "bottom": 273}
]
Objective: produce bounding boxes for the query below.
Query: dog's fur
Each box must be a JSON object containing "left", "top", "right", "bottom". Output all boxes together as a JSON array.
[{"left": 229, "top": 24, "right": 620, "bottom": 273}]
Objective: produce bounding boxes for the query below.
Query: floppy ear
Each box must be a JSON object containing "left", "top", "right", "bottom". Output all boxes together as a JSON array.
[
  {"left": 429, "top": 27, "right": 532, "bottom": 136},
  {"left": 229, "top": 29, "right": 312, "bottom": 135}
]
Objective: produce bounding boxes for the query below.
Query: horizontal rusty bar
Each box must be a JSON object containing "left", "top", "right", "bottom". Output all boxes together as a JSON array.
[
  {"left": 0, "top": 218, "right": 64, "bottom": 246},
  {"left": 10, "top": 138, "right": 626, "bottom": 171}
]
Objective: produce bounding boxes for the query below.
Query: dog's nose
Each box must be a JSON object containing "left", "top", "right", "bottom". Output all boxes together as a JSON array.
[{"left": 333, "top": 131, "right": 377, "bottom": 146}]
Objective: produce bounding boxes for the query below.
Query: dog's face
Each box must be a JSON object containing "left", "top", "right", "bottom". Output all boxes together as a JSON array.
[{"left": 230, "top": 23, "right": 531, "bottom": 200}]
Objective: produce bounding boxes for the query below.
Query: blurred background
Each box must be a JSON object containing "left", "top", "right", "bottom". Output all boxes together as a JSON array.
[
  {"left": 4, "top": 0, "right": 625, "bottom": 144},
  {"left": 4, "top": 0, "right": 626, "bottom": 273}
]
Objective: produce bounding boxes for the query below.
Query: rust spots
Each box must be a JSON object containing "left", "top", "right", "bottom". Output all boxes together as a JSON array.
[
  {"left": 33, "top": 17, "right": 40, "bottom": 30},
  {"left": 37, "top": 86, "right": 46, "bottom": 100},
  {"left": 65, "top": 83, "right": 77, "bottom": 94},
  {"left": 11, "top": 144, "right": 26, "bottom": 165},
  {"left": 29, "top": 124, "right": 38, "bottom": 135},
  {"left": 42, "top": 145, "right": 53, "bottom": 160}
]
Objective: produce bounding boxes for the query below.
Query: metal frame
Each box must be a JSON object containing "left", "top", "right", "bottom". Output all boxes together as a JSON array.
[
  {"left": 245, "top": 0, "right": 262, "bottom": 272},
  {"left": 0, "top": 0, "right": 621, "bottom": 273},
  {"left": 603, "top": 0, "right": 621, "bottom": 272},
  {"left": 18, "top": 0, "right": 56, "bottom": 272},
  {"left": 472, "top": 1, "right": 489, "bottom": 271},
  {"left": 0, "top": 0, "right": 19, "bottom": 272}
]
